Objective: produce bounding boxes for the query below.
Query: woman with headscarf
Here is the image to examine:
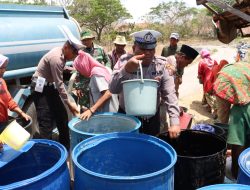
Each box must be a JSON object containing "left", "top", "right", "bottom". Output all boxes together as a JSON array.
[
  {"left": 198, "top": 49, "right": 218, "bottom": 118},
  {"left": 0, "top": 54, "right": 31, "bottom": 150},
  {"left": 210, "top": 59, "right": 230, "bottom": 124},
  {"left": 73, "top": 51, "right": 118, "bottom": 120},
  {"left": 213, "top": 61, "right": 250, "bottom": 179}
]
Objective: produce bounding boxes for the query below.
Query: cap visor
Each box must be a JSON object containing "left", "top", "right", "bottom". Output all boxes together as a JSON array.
[{"left": 137, "top": 43, "right": 156, "bottom": 50}]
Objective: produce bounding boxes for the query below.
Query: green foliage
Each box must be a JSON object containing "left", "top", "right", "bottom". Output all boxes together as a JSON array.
[
  {"left": 146, "top": 0, "right": 215, "bottom": 41},
  {"left": 69, "top": 0, "right": 131, "bottom": 41},
  {"left": 149, "top": 0, "right": 194, "bottom": 24},
  {"left": 190, "top": 8, "right": 215, "bottom": 37}
]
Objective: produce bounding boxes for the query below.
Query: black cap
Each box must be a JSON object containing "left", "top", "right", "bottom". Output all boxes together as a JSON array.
[{"left": 180, "top": 44, "right": 199, "bottom": 60}]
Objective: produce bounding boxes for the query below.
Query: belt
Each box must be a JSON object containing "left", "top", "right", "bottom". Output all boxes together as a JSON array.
[{"left": 32, "top": 77, "right": 55, "bottom": 87}]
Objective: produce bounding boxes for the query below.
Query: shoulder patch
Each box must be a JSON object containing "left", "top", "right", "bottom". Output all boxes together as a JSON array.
[{"left": 120, "top": 54, "right": 133, "bottom": 62}]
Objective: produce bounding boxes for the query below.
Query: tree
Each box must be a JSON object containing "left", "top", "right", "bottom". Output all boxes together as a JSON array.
[
  {"left": 69, "top": 0, "right": 131, "bottom": 41},
  {"left": 149, "top": 0, "right": 193, "bottom": 25},
  {"left": 190, "top": 8, "right": 214, "bottom": 37},
  {"left": 147, "top": 1, "right": 199, "bottom": 39}
]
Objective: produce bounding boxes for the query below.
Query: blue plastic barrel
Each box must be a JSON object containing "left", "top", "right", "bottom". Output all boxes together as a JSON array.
[
  {"left": 72, "top": 133, "right": 177, "bottom": 190},
  {"left": 238, "top": 147, "right": 250, "bottom": 185},
  {"left": 197, "top": 184, "right": 250, "bottom": 189},
  {"left": 0, "top": 139, "right": 70, "bottom": 190},
  {"left": 68, "top": 112, "right": 141, "bottom": 150}
]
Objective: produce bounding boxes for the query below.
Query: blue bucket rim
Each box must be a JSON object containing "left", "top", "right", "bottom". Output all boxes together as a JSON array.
[
  {"left": 72, "top": 132, "right": 177, "bottom": 180},
  {"left": 0, "top": 139, "right": 68, "bottom": 189},
  {"left": 238, "top": 147, "right": 250, "bottom": 178},
  {"left": 121, "top": 79, "right": 159, "bottom": 84},
  {"left": 197, "top": 184, "right": 250, "bottom": 189},
  {"left": 68, "top": 112, "right": 141, "bottom": 136}
]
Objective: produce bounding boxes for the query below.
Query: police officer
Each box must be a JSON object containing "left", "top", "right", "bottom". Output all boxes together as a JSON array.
[
  {"left": 109, "top": 30, "right": 180, "bottom": 138},
  {"left": 32, "top": 27, "right": 82, "bottom": 149}
]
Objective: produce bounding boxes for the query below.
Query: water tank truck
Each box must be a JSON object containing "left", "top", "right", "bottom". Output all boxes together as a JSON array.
[{"left": 0, "top": 3, "right": 81, "bottom": 135}]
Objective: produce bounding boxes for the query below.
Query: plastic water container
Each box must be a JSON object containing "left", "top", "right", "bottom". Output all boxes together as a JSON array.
[
  {"left": 68, "top": 112, "right": 141, "bottom": 150},
  {"left": 197, "top": 184, "right": 250, "bottom": 190},
  {"left": 238, "top": 147, "right": 250, "bottom": 185},
  {"left": 122, "top": 79, "right": 158, "bottom": 116},
  {"left": 0, "top": 119, "right": 31, "bottom": 150},
  {"left": 159, "top": 130, "right": 227, "bottom": 190},
  {"left": 0, "top": 139, "right": 70, "bottom": 190},
  {"left": 72, "top": 133, "right": 177, "bottom": 190}
]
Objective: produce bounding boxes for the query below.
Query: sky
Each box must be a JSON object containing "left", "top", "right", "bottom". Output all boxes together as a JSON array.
[{"left": 120, "top": 0, "right": 199, "bottom": 20}]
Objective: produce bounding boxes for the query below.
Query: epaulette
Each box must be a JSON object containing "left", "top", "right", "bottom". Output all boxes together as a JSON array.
[
  {"left": 154, "top": 56, "right": 167, "bottom": 66},
  {"left": 155, "top": 55, "right": 167, "bottom": 61},
  {"left": 120, "top": 54, "right": 133, "bottom": 62}
]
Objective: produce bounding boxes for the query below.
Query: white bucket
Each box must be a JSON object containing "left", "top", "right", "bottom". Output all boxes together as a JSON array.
[
  {"left": 122, "top": 62, "right": 158, "bottom": 116},
  {"left": 0, "top": 120, "right": 30, "bottom": 150}
]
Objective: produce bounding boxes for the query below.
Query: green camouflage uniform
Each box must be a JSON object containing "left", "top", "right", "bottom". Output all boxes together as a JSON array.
[{"left": 161, "top": 45, "right": 179, "bottom": 58}]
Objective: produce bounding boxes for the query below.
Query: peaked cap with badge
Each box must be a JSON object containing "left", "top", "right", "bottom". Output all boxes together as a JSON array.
[
  {"left": 180, "top": 44, "right": 199, "bottom": 60},
  {"left": 130, "top": 30, "right": 162, "bottom": 49},
  {"left": 61, "top": 25, "right": 85, "bottom": 51}
]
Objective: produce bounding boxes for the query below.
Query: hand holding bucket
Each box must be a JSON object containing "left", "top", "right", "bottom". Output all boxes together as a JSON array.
[
  {"left": 0, "top": 120, "right": 30, "bottom": 150},
  {"left": 122, "top": 56, "right": 158, "bottom": 116}
]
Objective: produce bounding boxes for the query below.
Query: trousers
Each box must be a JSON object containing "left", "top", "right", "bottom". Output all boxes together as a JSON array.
[{"left": 32, "top": 85, "right": 69, "bottom": 149}]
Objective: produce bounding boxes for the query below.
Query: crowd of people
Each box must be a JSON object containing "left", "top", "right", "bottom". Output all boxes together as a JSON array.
[{"left": 0, "top": 28, "right": 249, "bottom": 181}]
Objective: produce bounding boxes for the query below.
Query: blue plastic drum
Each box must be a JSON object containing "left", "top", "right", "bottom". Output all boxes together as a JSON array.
[
  {"left": 68, "top": 112, "right": 141, "bottom": 150},
  {"left": 198, "top": 184, "right": 250, "bottom": 189},
  {"left": 0, "top": 139, "right": 70, "bottom": 190},
  {"left": 238, "top": 147, "right": 250, "bottom": 185},
  {"left": 72, "top": 133, "right": 177, "bottom": 190}
]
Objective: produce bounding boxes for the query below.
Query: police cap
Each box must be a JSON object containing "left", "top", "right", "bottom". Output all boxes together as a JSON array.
[{"left": 130, "top": 30, "right": 162, "bottom": 50}]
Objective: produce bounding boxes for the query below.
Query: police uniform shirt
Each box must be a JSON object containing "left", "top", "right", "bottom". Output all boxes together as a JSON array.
[
  {"left": 33, "top": 47, "right": 68, "bottom": 102},
  {"left": 109, "top": 53, "right": 180, "bottom": 126}
]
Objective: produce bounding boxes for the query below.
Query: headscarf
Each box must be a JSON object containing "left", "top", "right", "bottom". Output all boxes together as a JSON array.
[
  {"left": 209, "top": 59, "right": 229, "bottom": 93},
  {"left": 213, "top": 62, "right": 250, "bottom": 105},
  {"left": 0, "top": 54, "right": 9, "bottom": 69},
  {"left": 200, "top": 49, "right": 211, "bottom": 59},
  {"left": 73, "top": 50, "right": 111, "bottom": 82},
  {"left": 200, "top": 49, "right": 214, "bottom": 67}
]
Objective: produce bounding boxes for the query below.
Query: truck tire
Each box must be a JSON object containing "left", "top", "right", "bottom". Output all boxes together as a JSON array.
[{"left": 22, "top": 99, "right": 39, "bottom": 138}]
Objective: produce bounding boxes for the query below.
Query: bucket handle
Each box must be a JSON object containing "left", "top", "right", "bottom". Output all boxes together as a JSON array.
[{"left": 138, "top": 60, "right": 144, "bottom": 83}]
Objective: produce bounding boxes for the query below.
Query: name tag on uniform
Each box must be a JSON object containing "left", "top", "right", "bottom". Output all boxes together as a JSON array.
[
  {"left": 35, "top": 76, "right": 46, "bottom": 93},
  {"left": 151, "top": 71, "right": 162, "bottom": 76}
]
